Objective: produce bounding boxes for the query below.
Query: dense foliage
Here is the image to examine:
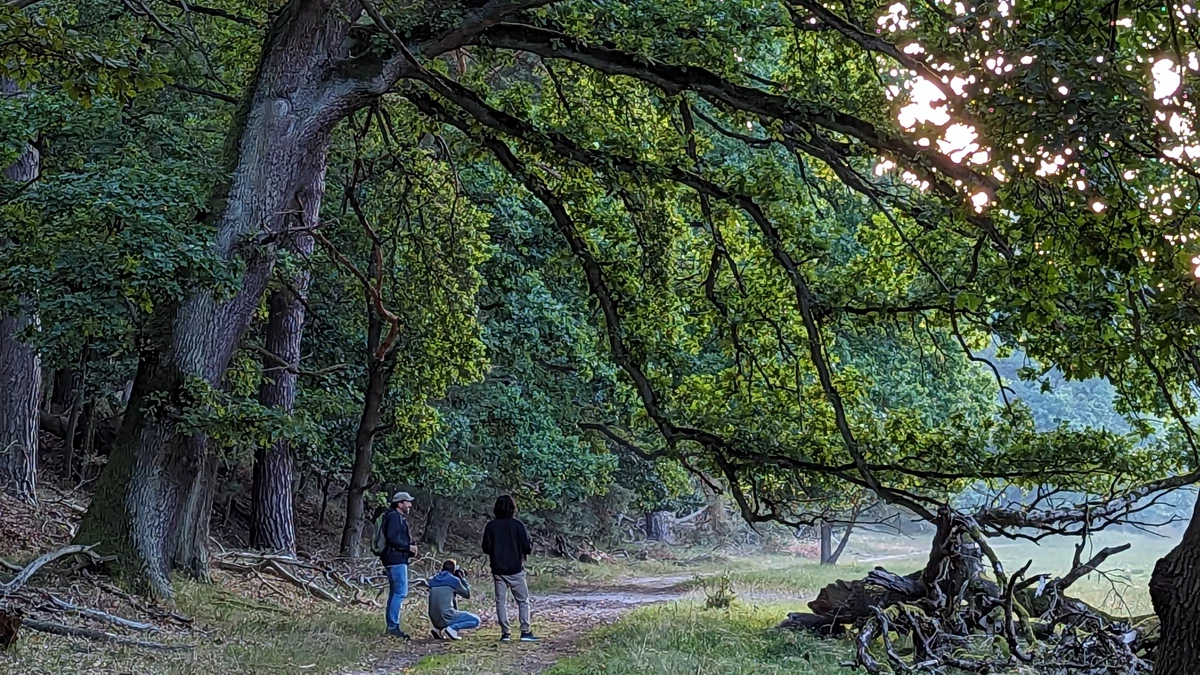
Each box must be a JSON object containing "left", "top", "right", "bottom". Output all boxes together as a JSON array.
[{"left": 7, "top": 0, "right": 1200, "bottom": 668}]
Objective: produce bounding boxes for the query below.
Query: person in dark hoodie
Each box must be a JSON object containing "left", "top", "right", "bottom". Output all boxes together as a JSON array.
[
  {"left": 427, "top": 559, "right": 480, "bottom": 640},
  {"left": 481, "top": 494, "right": 538, "bottom": 642},
  {"left": 380, "top": 492, "right": 418, "bottom": 639}
]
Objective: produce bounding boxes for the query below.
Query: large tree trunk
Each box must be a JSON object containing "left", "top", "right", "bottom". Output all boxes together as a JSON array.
[
  {"left": 1150, "top": 498, "right": 1200, "bottom": 674},
  {"left": 0, "top": 309, "right": 40, "bottom": 504},
  {"left": 249, "top": 234, "right": 314, "bottom": 556},
  {"left": 171, "top": 447, "right": 216, "bottom": 581},
  {"left": 74, "top": 2, "right": 366, "bottom": 597},
  {"left": 645, "top": 510, "right": 673, "bottom": 544}
]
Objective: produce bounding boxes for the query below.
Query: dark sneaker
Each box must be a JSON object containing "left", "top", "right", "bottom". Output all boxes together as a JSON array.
[
  {"left": 520, "top": 632, "right": 539, "bottom": 642},
  {"left": 388, "top": 629, "right": 411, "bottom": 640},
  {"left": 430, "top": 628, "right": 444, "bottom": 640},
  {"left": 500, "top": 633, "right": 512, "bottom": 642}
]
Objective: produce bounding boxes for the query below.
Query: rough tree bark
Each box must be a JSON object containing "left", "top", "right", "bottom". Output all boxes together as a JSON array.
[
  {"left": 175, "top": 165, "right": 332, "bottom": 576},
  {"left": 73, "top": 0, "right": 394, "bottom": 597},
  {"left": 249, "top": 233, "right": 314, "bottom": 556},
  {"left": 1150, "top": 497, "right": 1200, "bottom": 674},
  {"left": 0, "top": 77, "right": 42, "bottom": 505},
  {"left": 0, "top": 310, "right": 40, "bottom": 504},
  {"left": 645, "top": 510, "right": 673, "bottom": 544}
]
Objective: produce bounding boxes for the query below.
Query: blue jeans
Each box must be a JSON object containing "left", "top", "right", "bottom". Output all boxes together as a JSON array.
[
  {"left": 386, "top": 564, "right": 409, "bottom": 631},
  {"left": 446, "top": 611, "right": 481, "bottom": 632}
]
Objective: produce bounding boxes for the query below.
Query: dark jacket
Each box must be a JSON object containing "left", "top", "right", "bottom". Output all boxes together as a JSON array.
[
  {"left": 380, "top": 509, "right": 412, "bottom": 567},
  {"left": 481, "top": 517, "right": 531, "bottom": 575},
  {"left": 427, "top": 571, "right": 471, "bottom": 628}
]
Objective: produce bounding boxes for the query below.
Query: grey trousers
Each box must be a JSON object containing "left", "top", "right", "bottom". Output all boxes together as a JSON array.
[{"left": 493, "top": 571, "right": 531, "bottom": 634}]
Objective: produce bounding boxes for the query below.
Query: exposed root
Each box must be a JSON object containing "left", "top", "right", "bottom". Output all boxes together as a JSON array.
[
  {"left": 0, "top": 545, "right": 97, "bottom": 595},
  {"left": 780, "top": 507, "right": 1156, "bottom": 674}
]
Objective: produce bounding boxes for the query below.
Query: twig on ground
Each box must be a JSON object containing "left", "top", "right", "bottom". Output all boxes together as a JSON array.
[{"left": 42, "top": 593, "right": 158, "bottom": 632}]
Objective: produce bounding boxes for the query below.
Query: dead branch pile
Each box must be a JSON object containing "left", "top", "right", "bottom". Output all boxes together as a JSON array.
[
  {"left": 211, "top": 548, "right": 399, "bottom": 607},
  {"left": 778, "top": 507, "right": 1156, "bottom": 674},
  {"left": 0, "top": 545, "right": 190, "bottom": 652}
]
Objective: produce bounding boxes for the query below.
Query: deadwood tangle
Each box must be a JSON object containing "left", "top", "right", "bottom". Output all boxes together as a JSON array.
[{"left": 4, "top": 0, "right": 1200, "bottom": 671}]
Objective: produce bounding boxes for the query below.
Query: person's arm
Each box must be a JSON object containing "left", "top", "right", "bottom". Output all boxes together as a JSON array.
[
  {"left": 520, "top": 521, "right": 533, "bottom": 557},
  {"left": 455, "top": 577, "right": 471, "bottom": 599},
  {"left": 400, "top": 517, "right": 416, "bottom": 554},
  {"left": 482, "top": 522, "right": 493, "bottom": 555}
]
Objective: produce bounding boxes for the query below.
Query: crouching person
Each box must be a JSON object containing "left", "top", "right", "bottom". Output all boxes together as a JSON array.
[{"left": 428, "top": 560, "right": 480, "bottom": 640}]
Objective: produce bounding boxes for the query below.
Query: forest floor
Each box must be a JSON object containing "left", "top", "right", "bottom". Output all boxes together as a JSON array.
[
  {"left": 0, "top": 477, "right": 1177, "bottom": 675},
  {"left": 0, "top": 478, "right": 848, "bottom": 675}
]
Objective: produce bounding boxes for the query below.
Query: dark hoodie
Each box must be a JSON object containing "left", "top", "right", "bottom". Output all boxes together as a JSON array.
[
  {"left": 481, "top": 517, "right": 532, "bottom": 575},
  {"left": 427, "top": 571, "right": 471, "bottom": 628}
]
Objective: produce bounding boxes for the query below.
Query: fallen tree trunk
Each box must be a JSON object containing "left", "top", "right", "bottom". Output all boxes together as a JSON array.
[{"left": 779, "top": 507, "right": 1155, "bottom": 673}]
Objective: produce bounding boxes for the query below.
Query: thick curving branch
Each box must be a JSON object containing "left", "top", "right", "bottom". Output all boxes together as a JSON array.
[{"left": 473, "top": 23, "right": 997, "bottom": 195}]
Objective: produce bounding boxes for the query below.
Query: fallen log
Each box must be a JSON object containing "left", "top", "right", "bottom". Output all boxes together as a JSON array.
[{"left": 21, "top": 619, "right": 190, "bottom": 651}]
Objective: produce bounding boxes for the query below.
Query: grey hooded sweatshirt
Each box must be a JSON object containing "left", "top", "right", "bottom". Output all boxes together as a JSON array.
[{"left": 427, "top": 571, "right": 471, "bottom": 629}]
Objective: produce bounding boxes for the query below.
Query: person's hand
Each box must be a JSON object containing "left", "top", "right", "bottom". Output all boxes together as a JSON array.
[
  {"left": 409, "top": 544, "right": 419, "bottom": 556},
  {"left": 454, "top": 568, "right": 467, "bottom": 579}
]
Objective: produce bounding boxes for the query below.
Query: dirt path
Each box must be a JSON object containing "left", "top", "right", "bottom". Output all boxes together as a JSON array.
[{"left": 343, "top": 575, "right": 694, "bottom": 675}]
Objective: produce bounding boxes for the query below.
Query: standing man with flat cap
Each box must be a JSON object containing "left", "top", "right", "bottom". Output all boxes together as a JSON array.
[{"left": 376, "top": 491, "right": 418, "bottom": 638}]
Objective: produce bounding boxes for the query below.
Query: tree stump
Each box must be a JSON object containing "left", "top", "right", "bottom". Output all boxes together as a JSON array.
[{"left": 0, "top": 606, "right": 22, "bottom": 651}]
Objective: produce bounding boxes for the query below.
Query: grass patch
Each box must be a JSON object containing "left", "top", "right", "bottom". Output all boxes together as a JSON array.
[
  {"left": 526, "top": 552, "right": 879, "bottom": 597},
  {"left": 713, "top": 562, "right": 887, "bottom": 597},
  {"left": 522, "top": 553, "right": 732, "bottom": 593},
  {"left": 846, "top": 530, "right": 1173, "bottom": 615},
  {"left": 545, "top": 601, "right": 846, "bottom": 675}
]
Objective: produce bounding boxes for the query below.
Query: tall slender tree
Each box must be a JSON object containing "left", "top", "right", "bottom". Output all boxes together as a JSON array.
[{"left": 0, "top": 75, "right": 41, "bottom": 504}]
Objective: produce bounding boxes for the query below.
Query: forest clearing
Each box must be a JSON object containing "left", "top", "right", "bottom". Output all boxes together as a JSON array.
[{"left": 6, "top": 0, "right": 1200, "bottom": 672}]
